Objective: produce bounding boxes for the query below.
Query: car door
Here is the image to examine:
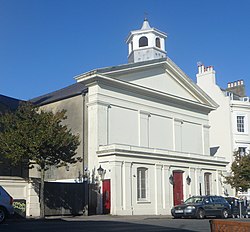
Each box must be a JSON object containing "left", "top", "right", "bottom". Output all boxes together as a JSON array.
[
  {"left": 212, "top": 196, "right": 223, "bottom": 216},
  {"left": 203, "top": 197, "right": 213, "bottom": 216}
]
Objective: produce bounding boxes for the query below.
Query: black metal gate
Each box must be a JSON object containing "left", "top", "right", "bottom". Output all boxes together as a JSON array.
[
  {"left": 88, "top": 183, "right": 98, "bottom": 215},
  {"left": 44, "top": 182, "right": 88, "bottom": 216}
]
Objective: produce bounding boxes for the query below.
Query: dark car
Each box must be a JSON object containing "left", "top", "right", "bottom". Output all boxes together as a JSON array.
[
  {"left": 171, "top": 196, "right": 231, "bottom": 219},
  {"left": 0, "top": 186, "right": 14, "bottom": 223},
  {"left": 247, "top": 204, "right": 250, "bottom": 217},
  {"left": 225, "top": 197, "right": 249, "bottom": 217}
]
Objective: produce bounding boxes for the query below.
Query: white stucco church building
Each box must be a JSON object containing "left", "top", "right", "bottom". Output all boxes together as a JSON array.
[
  {"left": 34, "top": 19, "right": 231, "bottom": 215},
  {"left": 3, "top": 19, "right": 233, "bottom": 217}
]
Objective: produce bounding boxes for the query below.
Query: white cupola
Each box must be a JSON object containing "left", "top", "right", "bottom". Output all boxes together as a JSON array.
[{"left": 126, "top": 18, "right": 167, "bottom": 63}]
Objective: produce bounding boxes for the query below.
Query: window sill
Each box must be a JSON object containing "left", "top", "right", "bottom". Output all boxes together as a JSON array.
[
  {"left": 137, "top": 200, "right": 151, "bottom": 204},
  {"left": 236, "top": 132, "right": 248, "bottom": 135}
]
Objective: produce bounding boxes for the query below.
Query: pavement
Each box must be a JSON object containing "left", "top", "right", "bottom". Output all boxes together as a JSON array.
[
  {"left": 9, "top": 214, "right": 174, "bottom": 222},
  {"left": 56, "top": 214, "right": 174, "bottom": 221}
]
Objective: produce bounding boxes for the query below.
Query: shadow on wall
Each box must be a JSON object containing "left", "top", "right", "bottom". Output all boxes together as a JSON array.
[
  {"left": 210, "top": 146, "right": 220, "bottom": 156},
  {"left": 43, "top": 181, "right": 89, "bottom": 216},
  {"left": 30, "top": 178, "right": 90, "bottom": 217},
  {"left": 0, "top": 157, "right": 29, "bottom": 178}
]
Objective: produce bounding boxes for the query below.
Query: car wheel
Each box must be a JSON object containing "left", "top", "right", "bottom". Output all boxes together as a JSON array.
[
  {"left": 0, "top": 207, "right": 6, "bottom": 223},
  {"left": 221, "top": 209, "right": 229, "bottom": 219},
  {"left": 196, "top": 208, "right": 205, "bottom": 219}
]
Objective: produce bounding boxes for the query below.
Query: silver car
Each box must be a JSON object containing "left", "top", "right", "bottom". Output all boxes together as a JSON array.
[{"left": 0, "top": 186, "right": 14, "bottom": 223}]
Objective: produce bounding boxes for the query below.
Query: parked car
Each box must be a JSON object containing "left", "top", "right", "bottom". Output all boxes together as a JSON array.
[
  {"left": 171, "top": 196, "right": 231, "bottom": 219},
  {"left": 246, "top": 204, "right": 250, "bottom": 217},
  {"left": 0, "top": 186, "right": 14, "bottom": 223},
  {"left": 225, "top": 196, "right": 249, "bottom": 217}
]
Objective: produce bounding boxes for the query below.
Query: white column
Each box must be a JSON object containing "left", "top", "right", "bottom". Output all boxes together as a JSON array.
[
  {"left": 174, "top": 118, "right": 183, "bottom": 152},
  {"left": 189, "top": 168, "right": 195, "bottom": 197},
  {"left": 195, "top": 168, "right": 202, "bottom": 195},
  {"left": 87, "top": 99, "right": 109, "bottom": 173},
  {"left": 216, "top": 170, "right": 220, "bottom": 195},
  {"left": 110, "top": 161, "right": 123, "bottom": 215},
  {"left": 203, "top": 125, "right": 210, "bottom": 155},
  {"left": 26, "top": 182, "right": 40, "bottom": 217},
  {"left": 122, "top": 161, "right": 133, "bottom": 214},
  {"left": 139, "top": 111, "right": 150, "bottom": 147},
  {"left": 155, "top": 164, "right": 162, "bottom": 214},
  {"left": 164, "top": 165, "right": 172, "bottom": 211}
]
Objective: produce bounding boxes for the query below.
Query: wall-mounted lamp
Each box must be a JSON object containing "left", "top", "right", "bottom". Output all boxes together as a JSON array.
[
  {"left": 224, "top": 189, "right": 229, "bottom": 196},
  {"left": 169, "top": 174, "right": 174, "bottom": 185},
  {"left": 186, "top": 175, "right": 191, "bottom": 185},
  {"left": 97, "top": 165, "right": 106, "bottom": 180}
]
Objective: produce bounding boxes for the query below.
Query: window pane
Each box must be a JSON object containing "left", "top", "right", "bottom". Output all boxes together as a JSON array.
[
  {"left": 204, "top": 173, "right": 211, "bottom": 195},
  {"left": 137, "top": 167, "right": 147, "bottom": 200},
  {"left": 156, "top": 38, "right": 160, "bottom": 48},
  {"left": 239, "top": 147, "right": 246, "bottom": 156},
  {"left": 139, "top": 37, "right": 148, "bottom": 47},
  {"left": 141, "top": 189, "right": 146, "bottom": 198},
  {"left": 137, "top": 171, "right": 140, "bottom": 199},
  {"left": 237, "top": 116, "right": 245, "bottom": 132}
]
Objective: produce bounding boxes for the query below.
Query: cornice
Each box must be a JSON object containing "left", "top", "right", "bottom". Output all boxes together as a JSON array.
[
  {"left": 97, "top": 144, "right": 228, "bottom": 167},
  {"left": 78, "top": 74, "right": 216, "bottom": 114}
]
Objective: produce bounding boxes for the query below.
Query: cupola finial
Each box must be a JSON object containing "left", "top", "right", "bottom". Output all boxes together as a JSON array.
[{"left": 141, "top": 15, "right": 151, "bottom": 30}]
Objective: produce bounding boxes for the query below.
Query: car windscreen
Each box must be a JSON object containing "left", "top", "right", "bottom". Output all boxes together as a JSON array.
[{"left": 184, "top": 197, "right": 203, "bottom": 204}]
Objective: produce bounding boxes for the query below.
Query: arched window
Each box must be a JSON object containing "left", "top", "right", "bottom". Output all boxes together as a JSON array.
[
  {"left": 155, "top": 37, "right": 161, "bottom": 48},
  {"left": 137, "top": 167, "right": 148, "bottom": 201},
  {"left": 139, "top": 36, "right": 148, "bottom": 47},
  {"left": 204, "top": 172, "right": 212, "bottom": 195}
]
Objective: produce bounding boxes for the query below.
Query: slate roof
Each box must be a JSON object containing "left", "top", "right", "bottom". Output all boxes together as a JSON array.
[
  {"left": 31, "top": 56, "right": 217, "bottom": 108},
  {"left": 31, "top": 58, "right": 167, "bottom": 106},
  {"left": 75, "top": 57, "right": 167, "bottom": 79},
  {"left": 0, "top": 94, "right": 23, "bottom": 112},
  {"left": 31, "top": 82, "right": 87, "bottom": 106}
]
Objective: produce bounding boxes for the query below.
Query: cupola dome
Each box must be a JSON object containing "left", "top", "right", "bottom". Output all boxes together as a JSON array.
[{"left": 126, "top": 19, "right": 167, "bottom": 63}]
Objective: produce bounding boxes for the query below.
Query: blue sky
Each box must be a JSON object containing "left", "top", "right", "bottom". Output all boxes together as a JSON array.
[{"left": 1, "top": 0, "right": 250, "bottom": 100}]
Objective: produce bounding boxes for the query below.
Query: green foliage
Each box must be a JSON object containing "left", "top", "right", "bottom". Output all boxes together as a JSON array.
[
  {"left": 224, "top": 150, "right": 250, "bottom": 192},
  {"left": 0, "top": 102, "right": 80, "bottom": 171},
  {"left": 0, "top": 102, "right": 81, "bottom": 218}
]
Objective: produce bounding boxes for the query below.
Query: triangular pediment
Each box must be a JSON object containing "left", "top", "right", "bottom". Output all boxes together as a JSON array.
[
  {"left": 75, "top": 58, "right": 218, "bottom": 109},
  {"left": 101, "top": 58, "right": 216, "bottom": 107},
  {"left": 118, "top": 67, "right": 198, "bottom": 102}
]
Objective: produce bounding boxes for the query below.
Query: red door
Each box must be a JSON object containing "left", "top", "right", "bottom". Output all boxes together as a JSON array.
[
  {"left": 173, "top": 171, "right": 183, "bottom": 206},
  {"left": 102, "top": 179, "right": 111, "bottom": 214}
]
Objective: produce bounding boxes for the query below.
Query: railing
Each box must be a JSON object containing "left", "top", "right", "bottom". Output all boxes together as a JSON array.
[{"left": 228, "top": 199, "right": 249, "bottom": 218}]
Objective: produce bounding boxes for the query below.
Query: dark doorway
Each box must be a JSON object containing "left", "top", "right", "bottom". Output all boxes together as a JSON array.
[{"left": 88, "top": 183, "right": 98, "bottom": 215}]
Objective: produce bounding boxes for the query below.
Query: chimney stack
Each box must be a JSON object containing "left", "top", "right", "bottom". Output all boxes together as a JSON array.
[
  {"left": 226, "top": 79, "right": 246, "bottom": 97},
  {"left": 196, "top": 63, "right": 216, "bottom": 86}
]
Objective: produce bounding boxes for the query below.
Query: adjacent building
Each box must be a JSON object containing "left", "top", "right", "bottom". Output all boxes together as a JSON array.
[
  {"left": 0, "top": 95, "right": 40, "bottom": 218},
  {"left": 197, "top": 64, "right": 250, "bottom": 197}
]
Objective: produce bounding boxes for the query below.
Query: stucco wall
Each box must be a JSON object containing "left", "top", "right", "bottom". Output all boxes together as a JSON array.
[
  {"left": 29, "top": 95, "right": 85, "bottom": 182},
  {"left": 0, "top": 177, "right": 40, "bottom": 217},
  {"left": 231, "top": 101, "right": 250, "bottom": 152},
  {"left": 98, "top": 82, "right": 208, "bottom": 154},
  {"left": 197, "top": 70, "right": 233, "bottom": 166},
  {"left": 98, "top": 145, "right": 227, "bottom": 215},
  {"left": 115, "top": 67, "right": 197, "bottom": 101}
]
